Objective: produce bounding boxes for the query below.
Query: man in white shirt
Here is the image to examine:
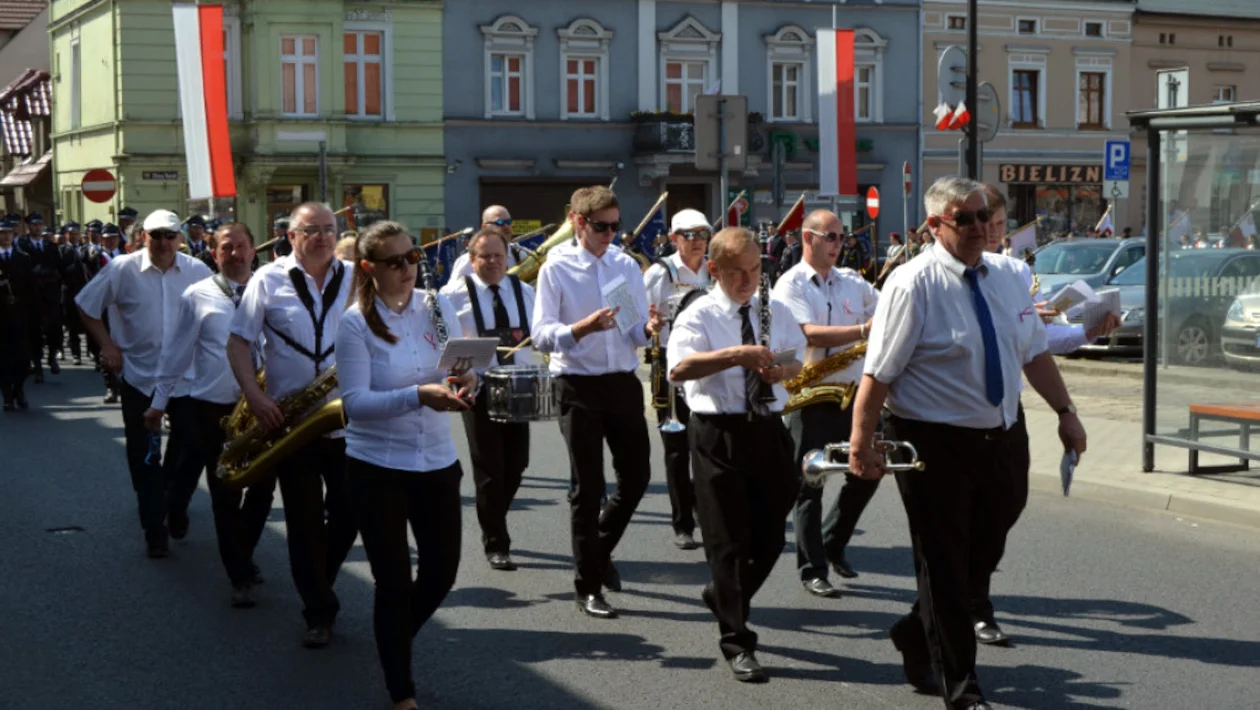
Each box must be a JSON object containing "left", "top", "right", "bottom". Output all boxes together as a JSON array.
[
  {"left": 441, "top": 228, "right": 537, "bottom": 572},
  {"left": 449, "top": 205, "right": 523, "bottom": 280},
  {"left": 228, "top": 202, "right": 358, "bottom": 648},
  {"left": 641, "top": 208, "right": 712, "bottom": 551},
  {"left": 75, "top": 209, "right": 213, "bottom": 558},
  {"left": 146, "top": 223, "right": 273, "bottom": 607},
  {"left": 772, "top": 209, "right": 880, "bottom": 599},
  {"left": 851, "top": 176, "right": 1086, "bottom": 710},
  {"left": 668, "top": 226, "right": 807, "bottom": 683},
  {"left": 532, "top": 185, "right": 664, "bottom": 619}
]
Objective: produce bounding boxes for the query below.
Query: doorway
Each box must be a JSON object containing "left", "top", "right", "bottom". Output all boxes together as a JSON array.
[
  {"left": 665, "top": 183, "right": 709, "bottom": 220},
  {"left": 266, "top": 184, "right": 309, "bottom": 225}
]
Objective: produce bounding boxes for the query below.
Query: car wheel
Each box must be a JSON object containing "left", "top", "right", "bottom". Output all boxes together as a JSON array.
[{"left": 1175, "top": 317, "right": 1212, "bottom": 366}]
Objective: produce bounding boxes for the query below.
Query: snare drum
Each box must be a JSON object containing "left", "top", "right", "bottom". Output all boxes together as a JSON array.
[{"left": 483, "top": 365, "right": 558, "bottom": 423}]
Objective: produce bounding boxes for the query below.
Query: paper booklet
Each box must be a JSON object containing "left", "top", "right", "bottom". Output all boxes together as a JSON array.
[
  {"left": 601, "top": 275, "right": 643, "bottom": 335},
  {"left": 438, "top": 338, "right": 500, "bottom": 372},
  {"left": 1047, "top": 280, "right": 1120, "bottom": 331}
]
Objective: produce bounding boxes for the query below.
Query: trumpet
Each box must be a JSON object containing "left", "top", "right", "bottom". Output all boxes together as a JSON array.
[{"left": 801, "top": 439, "right": 925, "bottom": 487}]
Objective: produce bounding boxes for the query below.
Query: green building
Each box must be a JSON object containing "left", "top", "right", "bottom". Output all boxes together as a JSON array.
[{"left": 50, "top": 0, "right": 444, "bottom": 239}]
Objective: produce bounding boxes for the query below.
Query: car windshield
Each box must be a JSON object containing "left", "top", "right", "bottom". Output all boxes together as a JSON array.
[
  {"left": 1109, "top": 254, "right": 1224, "bottom": 286},
  {"left": 1033, "top": 242, "right": 1117, "bottom": 275}
]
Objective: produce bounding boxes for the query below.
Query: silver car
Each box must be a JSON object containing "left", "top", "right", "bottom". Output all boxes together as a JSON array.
[
  {"left": 1222, "top": 280, "right": 1260, "bottom": 369},
  {"left": 1032, "top": 238, "right": 1146, "bottom": 301}
]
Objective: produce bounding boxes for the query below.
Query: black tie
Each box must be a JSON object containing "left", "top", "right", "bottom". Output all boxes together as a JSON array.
[
  {"left": 490, "top": 283, "right": 514, "bottom": 365},
  {"left": 739, "top": 304, "right": 771, "bottom": 416},
  {"left": 233, "top": 284, "right": 245, "bottom": 306}
]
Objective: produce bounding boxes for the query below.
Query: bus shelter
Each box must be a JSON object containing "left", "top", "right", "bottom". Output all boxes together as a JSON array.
[{"left": 1127, "top": 101, "right": 1260, "bottom": 475}]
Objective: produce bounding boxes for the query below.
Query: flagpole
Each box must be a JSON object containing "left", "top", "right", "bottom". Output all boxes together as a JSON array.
[
  {"left": 1005, "top": 215, "right": 1041, "bottom": 240},
  {"left": 630, "top": 191, "right": 670, "bottom": 242},
  {"left": 509, "top": 223, "right": 557, "bottom": 244},
  {"left": 713, "top": 189, "right": 748, "bottom": 230}
]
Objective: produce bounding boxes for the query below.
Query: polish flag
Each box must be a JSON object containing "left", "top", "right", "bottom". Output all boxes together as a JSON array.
[
  {"left": 949, "top": 101, "right": 971, "bottom": 130},
  {"left": 775, "top": 193, "right": 807, "bottom": 239},
  {"left": 817, "top": 29, "right": 857, "bottom": 198},
  {"left": 1094, "top": 206, "right": 1114, "bottom": 236},
  {"left": 172, "top": 4, "right": 236, "bottom": 200},
  {"left": 934, "top": 102, "right": 954, "bottom": 130}
]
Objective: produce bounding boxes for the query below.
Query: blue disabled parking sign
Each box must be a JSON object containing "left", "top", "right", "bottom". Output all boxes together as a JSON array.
[{"left": 1105, "top": 140, "right": 1130, "bottom": 181}]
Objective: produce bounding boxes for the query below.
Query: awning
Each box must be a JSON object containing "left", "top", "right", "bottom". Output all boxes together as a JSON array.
[{"left": 0, "top": 150, "right": 51, "bottom": 188}]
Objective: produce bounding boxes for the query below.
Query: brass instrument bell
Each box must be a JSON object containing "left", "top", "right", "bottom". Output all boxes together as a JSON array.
[{"left": 801, "top": 439, "right": 925, "bottom": 487}]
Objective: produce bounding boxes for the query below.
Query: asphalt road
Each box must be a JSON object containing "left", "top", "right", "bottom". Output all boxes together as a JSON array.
[{"left": 2, "top": 364, "right": 1259, "bottom": 709}]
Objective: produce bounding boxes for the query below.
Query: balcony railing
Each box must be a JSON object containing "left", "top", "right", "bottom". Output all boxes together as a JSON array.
[{"left": 633, "top": 122, "right": 695, "bottom": 153}]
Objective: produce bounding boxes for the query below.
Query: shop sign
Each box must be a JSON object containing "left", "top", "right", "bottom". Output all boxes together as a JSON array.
[
  {"left": 143, "top": 171, "right": 179, "bottom": 181},
  {"left": 999, "top": 164, "right": 1102, "bottom": 184},
  {"left": 512, "top": 219, "right": 542, "bottom": 235}
]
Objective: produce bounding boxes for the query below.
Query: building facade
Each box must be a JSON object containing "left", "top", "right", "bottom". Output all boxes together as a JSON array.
[
  {"left": 0, "top": 1, "right": 51, "bottom": 215},
  {"left": 443, "top": 0, "right": 923, "bottom": 237},
  {"left": 49, "top": 0, "right": 444, "bottom": 240},
  {"left": 922, "top": 0, "right": 1134, "bottom": 238},
  {"left": 1127, "top": 0, "right": 1260, "bottom": 235}
]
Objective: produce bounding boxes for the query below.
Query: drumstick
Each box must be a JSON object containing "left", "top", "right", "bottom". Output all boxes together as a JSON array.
[{"left": 497, "top": 337, "right": 532, "bottom": 358}]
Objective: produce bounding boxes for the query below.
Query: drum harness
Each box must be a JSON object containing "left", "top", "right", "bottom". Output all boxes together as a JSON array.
[{"left": 464, "top": 274, "right": 528, "bottom": 366}]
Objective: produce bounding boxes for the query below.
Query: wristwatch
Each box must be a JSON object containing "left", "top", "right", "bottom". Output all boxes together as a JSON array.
[{"left": 1056, "top": 404, "right": 1078, "bottom": 417}]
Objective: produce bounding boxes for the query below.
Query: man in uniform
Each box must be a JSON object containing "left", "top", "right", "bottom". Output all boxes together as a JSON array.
[
  {"left": 271, "top": 218, "right": 293, "bottom": 257},
  {"left": 185, "top": 215, "right": 209, "bottom": 257},
  {"left": 17, "top": 213, "right": 63, "bottom": 383},
  {"left": 641, "top": 208, "right": 712, "bottom": 551},
  {"left": 0, "top": 218, "right": 37, "bottom": 411},
  {"left": 441, "top": 228, "right": 536, "bottom": 572},
  {"left": 773, "top": 209, "right": 879, "bottom": 599},
  {"left": 449, "top": 205, "right": 523, "bottom": 280},
  {"left": 60, "top": 222, "right": 91, "bottom": 366}
]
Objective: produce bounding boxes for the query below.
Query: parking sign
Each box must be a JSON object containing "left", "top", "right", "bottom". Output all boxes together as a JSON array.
[{"left": 1105, "top": 140, "right": 1130, "bottom": 181}]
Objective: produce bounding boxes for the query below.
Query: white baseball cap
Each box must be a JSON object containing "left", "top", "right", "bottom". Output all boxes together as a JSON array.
[
  {"left": 670, "top": 209, "right": 710, "bottom": 233},
  {"left": 142, "top": 209, "right": 181, "bottom": 232}
]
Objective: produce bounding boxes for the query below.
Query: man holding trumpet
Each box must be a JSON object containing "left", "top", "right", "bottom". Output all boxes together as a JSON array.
[{"left": 848, "top": 176, "right": 1085, "bottom": 710}]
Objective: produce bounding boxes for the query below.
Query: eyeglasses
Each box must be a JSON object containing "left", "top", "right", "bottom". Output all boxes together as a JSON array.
[
  {"left": 942, "top": 209, "right": 994, "bottom": 227},
  {"left": 373, "top": 247, "right": 422, "bottom": 270},
  {"left": 487, "top": 218, "right": 513, "bottom": 227},
  {"left": 297, "top": 225, "right": 338, "bottom": 237},
  {"left": 677, "top": 229, "right": 711, "bottom": 241},
  {"left": 148, "top": 230, "right": 181, "bottom": 240},
  {"left": 803, "top": 229, "right": 844, "bottom": 243},
  {"left": 587, "top": 219, "right": 622, "bottom": 234}
]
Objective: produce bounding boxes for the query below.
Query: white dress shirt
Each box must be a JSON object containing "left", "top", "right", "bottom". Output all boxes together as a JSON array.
[
  {"left": 229, "top": 254, "right": 354, "bottom": 400},
  {"left": 668, "top": 288, "right": 807, "bottom": 414},
  {"left": 74, "top": 250, "right": 212, "bottom": 398},
  {"left": 643, "top": 253, "right": 710, "bottom": 346},
  {"left": 450, "top": 247, "right": 522, "bottom": 281},
  {"left": 152, "top": 276, "right": 250, "bottom": 411},
  {"left": 865, "top": 242, "right": 1049, "bottom": 429},
  {"left": 531, "top": 240, "right": 652, "bottom": 375},
  {"left": 772, "top": 261, "right": 878, "bottom": 385},
  {"left": 440, "top": 272, "right": 537, "bottom": 367},
  {"left": 1005, "top": 256, "right": 1090, "bottom": 354},
  {"left": 336, "top": 291, "right": 463, "bottom": 473}
]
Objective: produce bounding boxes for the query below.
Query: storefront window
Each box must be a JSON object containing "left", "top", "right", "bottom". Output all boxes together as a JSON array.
[
  {"left": 341, "top": 184, "right": 389, "bottom": 232},
  {"left": 1033, "top": 185, "right": 1103, "bottom": 238}
]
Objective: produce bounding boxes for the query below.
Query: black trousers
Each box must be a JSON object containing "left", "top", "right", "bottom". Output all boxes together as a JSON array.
[
  {"left": 119, "top": 380, "right": 167, "bottom": 543},
  {"left": 0, "top": 320, "right": 29, "bottom": 400},
  {"left": 64, "top": 296, "right": 85, "bottom": 358},
  {"left": 969, "top": 405, "right": 1030, "bottom": 625},
  {"left": 275, "top": 436, "right": 358, "bottom": 626},
  {"left": 885, "top": 414, "right": 1024, "bottom": 710},
  {"left": 164, "top": 396, "right": 207, "bottom": 525},
  {"left": 347, "top": 457, "right": 462, "bottom": 705},
  {"left": 655, "top": 390, "right": 696, "bottom": 536},
  {"left": 460, "top": 387, "right": 529, "bottom": 555},
  {"left": 30, "top": 281, "right": 61, "bottom": 369},
  {"left": 690, "top": 413, "right": 799, "bottom": 659},
  {"left": 786, "top": 401, "right": 881, "bottom": 581},
  {"left": 555, "top": 372, "right": 651, "bottom": 596},
  {"left": 194, "top": 399, "right": 277, "bottom": 586}
]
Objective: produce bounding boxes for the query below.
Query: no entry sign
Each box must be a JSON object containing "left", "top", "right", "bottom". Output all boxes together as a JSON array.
[
  {"left": 81, "top": 169, "right": 117, "bottom": 204},
  {"left": 866, "top": 186, "right": 880, "bottom": 220}
]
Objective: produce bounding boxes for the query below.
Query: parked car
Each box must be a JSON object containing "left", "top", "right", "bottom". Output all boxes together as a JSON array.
[
  {"left": 1222, "top": 278, "right": 1260, "bottom": 369},
  {"left": 1033, "top": 238, "right": 1146, "bottom": 300},
  {"left": 1077, "top": 249, "right": 1260, "bottom": 365}
]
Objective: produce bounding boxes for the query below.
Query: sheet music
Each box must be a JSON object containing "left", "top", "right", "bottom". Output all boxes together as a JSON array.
[
  {"left": 1047, "top": 280, "right": 1098, "bottom": 315},
  {"left": 438, "top": 338, "right": 500, "bottom": 371},
  {"left": 601, "top": 275, "right": 642, "bottom": 335},
  {"left": 1083, "top": 288, "right": 1121, "bottom": 332}
]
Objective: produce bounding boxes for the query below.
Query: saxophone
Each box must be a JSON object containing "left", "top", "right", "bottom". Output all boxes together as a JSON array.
[{"left": 782, "top": 342, "right": 868, "bottom": 415}]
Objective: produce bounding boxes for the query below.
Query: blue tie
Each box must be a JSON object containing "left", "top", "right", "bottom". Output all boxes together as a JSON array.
[{"left": 962, "top": 268, "right": 1004, "bottom": 407}]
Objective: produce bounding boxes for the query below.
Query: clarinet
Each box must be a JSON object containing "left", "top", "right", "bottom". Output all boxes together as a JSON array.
[
  {"left": 418, "top": 256, "right": 448, "bottom": 350},
  {"left": 756, "top": 223, "right": 776, "bottom": 406}
]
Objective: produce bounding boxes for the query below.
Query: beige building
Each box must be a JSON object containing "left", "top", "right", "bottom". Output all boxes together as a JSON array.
[
  {"left": 1128, "top": 0, "right": 1260, "bottom": 234},
  {"left": 922, "top": 0, "right": 1135, "bottom": 238}
]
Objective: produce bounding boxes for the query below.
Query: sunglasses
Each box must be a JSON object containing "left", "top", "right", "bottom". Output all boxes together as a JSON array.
[
  {"left": 373, "top": 247, "right": 422, "bottom": 270},
  {"left": 298, "top": 225, "right": 338, "bottom": 237},
  {"left": 586, "top": 219, "right": 622, "bottom": 234},
  {"left": 487, "top": 218, "right": 513, "bottom": 227},
  {"left": 148, "top": 230, "right": 181, "bottom": 240},
  {"left": 943, "top": 209, "right": 994, "bottom": 227},
  {"left": 804, "top": 229, "right": 844, "bottom": 243},
  {"left": 677, "top": 229, "right": 711, "bottom": 241}
]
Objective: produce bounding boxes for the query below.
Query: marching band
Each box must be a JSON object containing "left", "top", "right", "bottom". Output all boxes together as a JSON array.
[{"left": 7, "top": 176, "right": 1100, "bottom": 710}]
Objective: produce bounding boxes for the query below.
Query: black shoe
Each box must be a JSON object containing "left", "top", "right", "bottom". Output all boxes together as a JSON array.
[
  {"left": 168, "top": 514, "right": 189, "bottom": 540},
  {"left": 890, "top": 616, "right": 940, "bottom": 695},
  {"left": 602, "top": 562, "right": 622, "bottom": 592},
  {"left": 576, "top": 593, "right": 618, "bottom": 619},
  {"left": 147, "top": 540, "right": 171, "bottom": 559},
  {"left": 727, "top": 652, "right": 769, "bottom": 683},
  {"left": 975, "top": 620, "right": 1010, "bottom": 646},
  {"left": 673, "top": 531, "right": 700, "bottom": 550},
  {"left": 829, "top": 554, "right": 859, "bottom": 579},
  {"left": 802, "top": 577, "right": 841, "bottom": 598},
  {"left": 231, "top": 584, "right": 256, "bottom": 609},
  {"left": 302, "top": 625, "right": 332, "bottom": 648},
  {"left": 487, "top": 552, "right": 517, "bottom": 571},
  {"left": 48, "top": 361, "right": 59, "bottom": 375},
  {"left": 104, "top": 390, "right": 119, "bottom": 404},
  {"left": 700, "top": 583, "right": 718, "bottom": 616}
]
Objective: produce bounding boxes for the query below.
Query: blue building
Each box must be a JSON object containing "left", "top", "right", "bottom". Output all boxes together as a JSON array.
[{"left": 443, "top": 0, "right": 923, "bottom": 235}]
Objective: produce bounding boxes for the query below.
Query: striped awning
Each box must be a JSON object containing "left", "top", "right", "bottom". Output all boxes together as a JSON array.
[{"left": 0, "top": 149, "right": 51, "bottom": 188}]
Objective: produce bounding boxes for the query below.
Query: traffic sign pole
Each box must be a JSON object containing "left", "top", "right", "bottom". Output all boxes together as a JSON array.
[
  {"left": 866, "top": 187, "right": 881, "bottom": 282},
  {"left": 902, "top": 161, "right": 912, "bottom": 244}
]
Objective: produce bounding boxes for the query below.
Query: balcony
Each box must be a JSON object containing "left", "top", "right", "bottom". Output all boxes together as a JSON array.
[{"left": 632, "top": 121, "right": 695, "bottom": 154}]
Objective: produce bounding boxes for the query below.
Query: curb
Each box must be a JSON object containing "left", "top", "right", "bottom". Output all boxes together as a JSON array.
[{"left": 1027, "top": 468, "right": 1260, "bottom": 530}]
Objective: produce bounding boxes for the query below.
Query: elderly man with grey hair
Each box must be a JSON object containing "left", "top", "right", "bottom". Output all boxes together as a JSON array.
[{"left": 848, "top": 176, "right": 1086, "bottom": 710}]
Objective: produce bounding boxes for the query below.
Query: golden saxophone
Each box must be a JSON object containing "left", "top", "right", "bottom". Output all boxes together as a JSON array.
[
  {"left": 782, "top": 341, "right": 868, "bottom": 415},
  {"left": 216, "top": 366, "right": 345, "bottom": 489},
  {"left": 508, "top": 218, "right": 574, "bottom": 284}
]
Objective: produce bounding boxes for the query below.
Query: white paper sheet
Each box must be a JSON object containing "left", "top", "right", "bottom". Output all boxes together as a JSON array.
[
  {"left": 1082, "top": 288, "right": 1122, "bottom": 332},
  {"left": 1047, "top": 280, "right": 1098, "bottom": 315},
  {"left": 438, "top": 338, "right": 501, "bottom": 371},
  {"left": 601, "top": 275, "right": 642, "bottom": 335}
]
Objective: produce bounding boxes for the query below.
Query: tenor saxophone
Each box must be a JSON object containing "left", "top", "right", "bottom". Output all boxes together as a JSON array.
[{"left": 782, "top": 342, "right": 868, "bottom": 415}]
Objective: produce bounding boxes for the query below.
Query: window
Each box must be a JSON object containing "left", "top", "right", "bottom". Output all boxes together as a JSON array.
[
  {"left": 223, "top": 17, "right": 243, "bottom": 118},
  {"left": 658, "top": 16, "right": 721, "bottom": 113},
  {"left": 765, "top": 25, "right": 814, "bottom": 122},
  {"left": 558, "top": 18, "right": 613, "bottom": 120},
  {"left": 480, "top": 15, "right": 538, "bottom": 119},
  {"left": 281, "top": 35, "right": 319, "bottom": 116},
  {"left": 856, "top": 65, "right": 875, "bottom": 121},
  {"left": 947, "top": 15, "right": 967, "bottom": 31},
  {"left": 1214, "top": 85, "right": 1236, "bottom": 103},
  {"left": 1078, "top": 71, "right": 1106, "bottom": 128},
  {"left": 1018, "top": 19, "right": 1038, "bottom": 35},
  {"left": 69, "top": 38, "right": 81, "bottom": 129},
  {"left": 1013, "top": 69, "right": 1040, "bottom": 127},
  {"left": 1159, "top": 33, "right": 1166, "bottom": 44},
  {"left": 1169, "top": 33, "right": 1176, "bottom": 45},
  {"left": 344, "top": 30, "right": 384, "bottom": 119},
  {"left": 853, "top": 28, "right": 888, "bottom": 123},
  {"left": 1085, "top": 22, "right": 1104, "bottom": 38}
]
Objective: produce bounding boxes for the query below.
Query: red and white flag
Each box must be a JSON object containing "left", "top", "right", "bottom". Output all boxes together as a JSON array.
[
  {"left": 949, "top": 101, "right": 971, "bottom": 130},
  {"left": 775, "top": 194, "right": 807, "bottom": 238},
  {"left": 172, "top": 4, "right": 236, "bottom": 200},
  {"left": 817, "top": 29, "right": 857, "bottom": 198},
  {"left": 934, "top": 102, "right": 954, "bottom": 130},
  {"left": 1094, "top": 205, "right": 1114, "bottom": 236}
]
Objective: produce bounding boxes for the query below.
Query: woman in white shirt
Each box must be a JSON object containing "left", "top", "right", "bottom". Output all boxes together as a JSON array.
[{"left": 335, "top": 220, "right": 475, "bottom": 710}]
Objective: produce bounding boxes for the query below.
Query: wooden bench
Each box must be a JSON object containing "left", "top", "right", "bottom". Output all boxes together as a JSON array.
[{"left": 1188, "top": 403, "right": 1260, "bottom": 475}]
